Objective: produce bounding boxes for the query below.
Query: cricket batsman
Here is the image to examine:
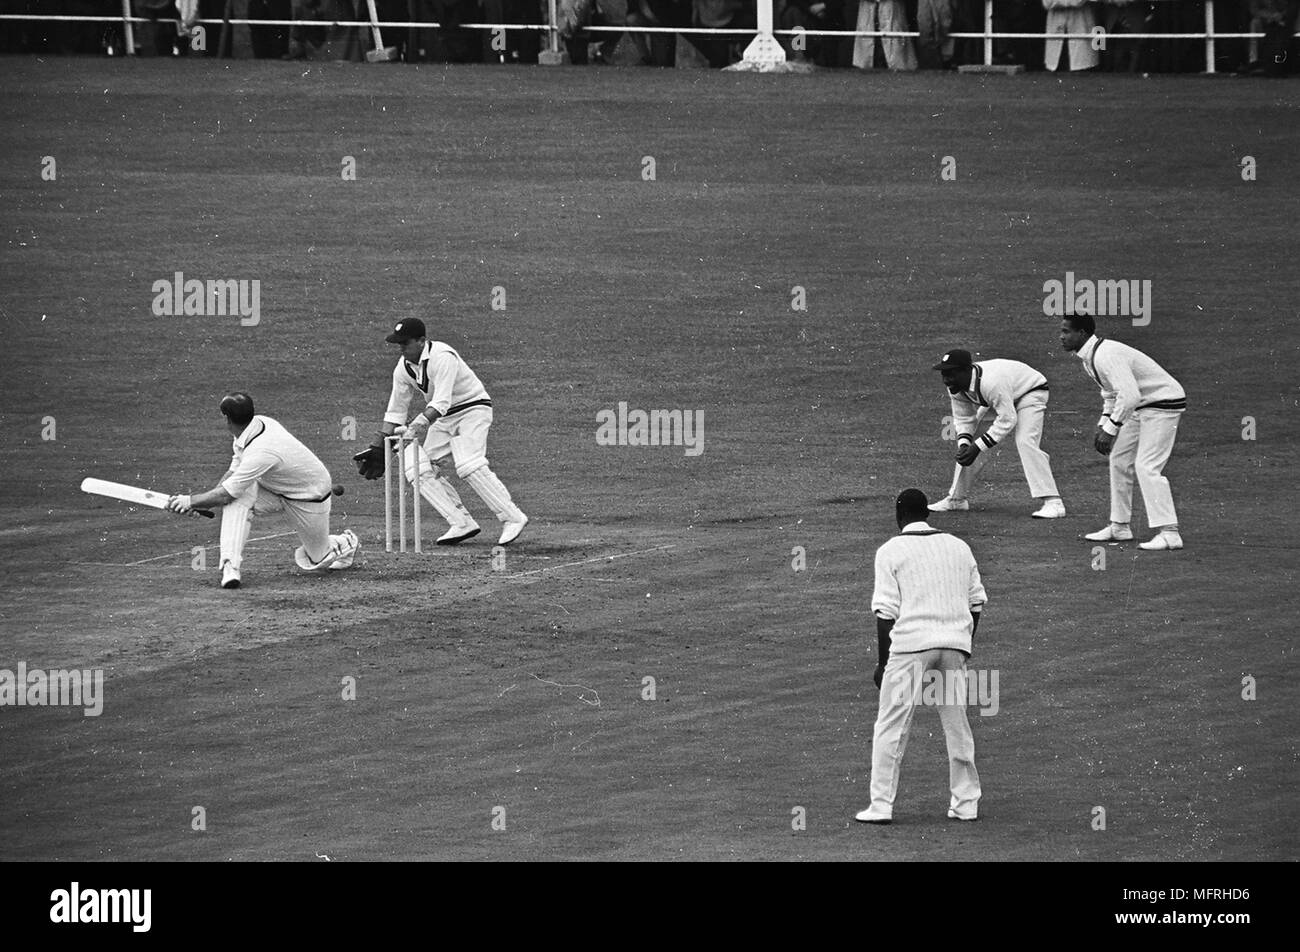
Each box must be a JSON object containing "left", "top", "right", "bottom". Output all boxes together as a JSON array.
[
  {"left": 352, "top": 318, "right": 528, "bottom": 546},
  {"left": 167, "top": 392, "right": 359, "bottom": 589}
]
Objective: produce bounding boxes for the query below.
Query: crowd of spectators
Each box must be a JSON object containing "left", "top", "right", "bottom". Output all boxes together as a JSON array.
[{"left": 1, "top": 1, "right": 1296, "bottom": 75}]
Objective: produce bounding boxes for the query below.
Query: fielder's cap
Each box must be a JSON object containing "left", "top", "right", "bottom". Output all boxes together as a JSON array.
[
  {"left": 386, "top": 318, "right": 426, "bottom": 343},
  {"left": 933, "top": 349, "right": 973, "bottom": 371},
  {"left": 896, "top": 488, "right": 929, "bottom": 512}
]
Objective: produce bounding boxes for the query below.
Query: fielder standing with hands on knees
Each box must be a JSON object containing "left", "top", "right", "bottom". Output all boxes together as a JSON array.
[
  {"left": 352, "top": 318, "right": 528, "bottom": 547},
  {"left": 1059, "top": 314, "right": 1187, "bottom": 551},
  {"left": 856, "top": 488, "right": 987, "bottom": 826},
  {"left": 166, "top": 392, "right": 358, "bottom": 589}
]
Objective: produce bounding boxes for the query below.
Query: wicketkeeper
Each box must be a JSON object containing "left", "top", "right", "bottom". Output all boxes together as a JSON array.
[{"left": 353, "top": 318, "right": 528, "bottom": 546}]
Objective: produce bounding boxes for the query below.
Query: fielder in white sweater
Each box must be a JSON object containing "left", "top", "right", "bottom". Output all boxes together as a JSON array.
[
  {"left": 857, "top": 489, "right": 988, "bottom": 825},
  {"left": 1060, "top": 314, "right": 1187, "bottom": 550}
]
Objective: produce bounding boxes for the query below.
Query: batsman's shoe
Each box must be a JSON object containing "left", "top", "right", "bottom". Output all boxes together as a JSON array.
[
  {"left": 294, "top": 543, "right": 342, "bottom": 572},
  {"left": 1031, "top": 498, "right": 1066, "bottom": 519},
  {"left": 853, "top": 808, "right": 892, "bottom": 825},
  {"left": 220, "top": 564, "right": 241, "bottom": 590},
  {"left": 1084, "top": 523, "right": 1133, "bottom": 542},
  {"left": 928, "top": 496, "right": 969, "bottom": 512},
  {"left": 1139, "top": 529, "right": 1183, "bottom": 551},
  {"left": 329, "top": 530, "right": 360, "bottom": 569},
  {"left": 436, "top": 523, "right": 481, "bottom": 546},
  {"left": 947, "top": 809, "right": 979, "bottom": 822},
  {"left": 498, "top": 514, "right": 529, "bottom": 546}
]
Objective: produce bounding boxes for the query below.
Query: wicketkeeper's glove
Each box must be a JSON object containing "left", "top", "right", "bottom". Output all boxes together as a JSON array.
[{"left": 352, "top": 443, "right": 386, "bottom": 480}]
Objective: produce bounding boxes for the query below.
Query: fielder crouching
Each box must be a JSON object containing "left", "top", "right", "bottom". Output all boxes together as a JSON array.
[
  {"left": 352, "top": 318, "right": 528, "bottom": 547},
  {"left": 167, "top": 392, "right": 358, "bottom": 589}
]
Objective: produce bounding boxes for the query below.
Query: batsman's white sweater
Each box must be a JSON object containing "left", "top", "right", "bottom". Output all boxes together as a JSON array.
[
  {"left": 950, "top": 359, "right": 1050, "bottom": 451},
  {"left": 872, "top": 522, "right": 987, "bottom": 655},
  {"left": 1076, "top": 335, "right": 1186, "bottom": 435}
]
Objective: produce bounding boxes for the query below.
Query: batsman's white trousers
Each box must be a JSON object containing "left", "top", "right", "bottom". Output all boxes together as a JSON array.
[
  {"left": 949, "top": 391, "right": 1060, "bottom": 500},
  {"left": 221, "top": 483, "right": 332, "bottom": 568},
  {"left": 1108, "top": 407, "right": 1182, "bottom": 529},
  {"left": 869, "top": 648, "right": 981, "bottom": 819}
]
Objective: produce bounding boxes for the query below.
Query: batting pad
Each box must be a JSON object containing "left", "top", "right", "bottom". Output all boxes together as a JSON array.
[
  {"left": 220, "top": 501, "right": 254, "bottom": 569},
  {"left": 418, "top": 471, "right": 476, "bottom": 527},
  {"left": 464, "top": 467, "right": 524, "bottom": 523}
]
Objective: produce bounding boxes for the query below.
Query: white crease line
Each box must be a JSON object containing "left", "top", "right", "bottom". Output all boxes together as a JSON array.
[
  {"left": 118, "top": 531, "right": 300, "bottom": 566},
  {"left": 505, "top": 544, "right": 676, "bottom": 580}
]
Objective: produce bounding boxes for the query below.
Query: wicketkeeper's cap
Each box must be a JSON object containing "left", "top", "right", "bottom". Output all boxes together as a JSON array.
[
  {"left": 933, "top": 348, "right": 973, "bottom": 371},
  {"left": 386, "top": 318, "right": 426, "bottom": 343}
]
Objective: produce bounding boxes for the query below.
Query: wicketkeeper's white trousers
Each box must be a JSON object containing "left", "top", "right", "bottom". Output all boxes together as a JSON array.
[
  {"left": 949, "top": 391, "right": 1060, "bottom": 500},
  {"left": 1108, "top": 407, "right": 1182, "bottom": 529},
  {"left": 402, "top": 406, "right": 525, "bottom": 527},
  {"left": 868, "top": 648, "right": 981, "bottom": 819},
  {"left": 221, "top": 483, "right": 333, "bottom": 568}
]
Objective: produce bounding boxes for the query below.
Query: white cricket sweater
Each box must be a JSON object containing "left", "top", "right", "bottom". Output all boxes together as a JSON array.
[
  {"left": 1076, "top": 335, "right": 1186, "bottom": 433},
  {"left": 872, "top": 522, "right": 988, "bottom": 655}
]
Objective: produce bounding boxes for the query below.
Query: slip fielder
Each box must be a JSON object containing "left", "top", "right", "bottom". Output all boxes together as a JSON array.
[
  {"left": 929, "top": 348, "right": 1066, "bottom": 519},
  {"left": 166, "top": 392, "right": 359, "bottom": 589},
  {"left": 352, "top": 318, "right": 528, "bottom": 546},
  {"left": 1059, "top": 314, "right": 1187, "bottom": 550}
]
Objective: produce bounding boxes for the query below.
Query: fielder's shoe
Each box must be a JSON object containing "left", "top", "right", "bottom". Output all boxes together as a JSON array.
[
  {"left": 436, "top": 523, "right": 481, "bottom": 546},
  {"left": 1031, "top": 498, "right": 1066, "bottom": 519},
  {"left": 1139, "top": 529, "right": 1183, "bottom": 551},
  {"left": 1084, "top": 523, "right": 1133, "bottom": 542},
  {"left": 928, "top": 496, "right": 969, "bottom": 512},
  {"left": 947, "top": 809, "right": 979, "bottom": 822},
  {"left": 220, "top": 563, "right": 241, "bottom": 589},
  {"left": 498, "top": 514, "right": 528, "bottom": 546},
  {"left": 854, "top": 808, "right": 893, "bottom": 825},
  {"left": 328, "top": 530, "right": 360, "bottom": 569}
]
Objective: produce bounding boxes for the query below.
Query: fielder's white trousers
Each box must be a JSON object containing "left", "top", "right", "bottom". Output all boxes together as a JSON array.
[
  {"left": 852, "top": 0, "right": 918, "bottom": 70},
  {"left": 869, "top": 648, "right": 981, "bottom": 819},
  {"left": 1108, "top": 407, "right": 1182, "bottom": 529},
  {"left": 221, "top": 483, "right": 333, "bottom": 569},
  {"left": 949, "top": 391, "right": 1060, "bottom": 500}
]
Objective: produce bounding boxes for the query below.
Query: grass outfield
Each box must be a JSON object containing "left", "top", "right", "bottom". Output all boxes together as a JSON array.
[{"left": 0, "top": 59, "right": 1296, "bottom": 861}]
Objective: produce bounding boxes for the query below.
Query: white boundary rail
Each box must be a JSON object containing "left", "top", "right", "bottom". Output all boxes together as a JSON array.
[{"left": 1, "top": 1, "right": 1294, "bottom": 75}]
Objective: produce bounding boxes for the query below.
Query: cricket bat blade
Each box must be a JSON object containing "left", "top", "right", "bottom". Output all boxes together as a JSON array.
[{"left": 80, "top": 478, "right": 215, "bottom": 518}]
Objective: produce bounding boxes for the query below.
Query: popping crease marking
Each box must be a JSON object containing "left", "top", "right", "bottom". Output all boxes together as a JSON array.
[{"left": 531, "top": 673, "right": 600, "bottom": 707}]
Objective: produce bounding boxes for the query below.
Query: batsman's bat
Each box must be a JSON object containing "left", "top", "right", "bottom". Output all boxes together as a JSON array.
[{"left": 80, "top": 478, "right": 215, "bottom": 518}]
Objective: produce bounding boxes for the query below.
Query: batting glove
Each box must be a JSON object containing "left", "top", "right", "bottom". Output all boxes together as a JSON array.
[{"left": 166, "top": 494, "right": 194, "bottom": 515}]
